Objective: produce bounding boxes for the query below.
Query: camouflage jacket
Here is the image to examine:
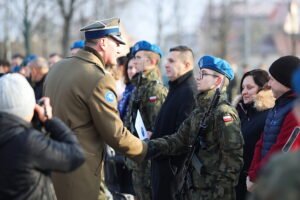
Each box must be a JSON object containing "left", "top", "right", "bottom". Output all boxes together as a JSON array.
[
  {"left": 148, "top": 90, "right": 244, "bottom": 187},
  {"left": 124, "top": 67, "right": 168, "bottom": 134}
]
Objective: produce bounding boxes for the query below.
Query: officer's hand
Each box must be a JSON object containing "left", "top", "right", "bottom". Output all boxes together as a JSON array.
[
  {"left": 246, "top": 176, "right": 255, "bottom": 192},
  {"left": 34, "top": 97, "right": 53, "bottom": 122}
]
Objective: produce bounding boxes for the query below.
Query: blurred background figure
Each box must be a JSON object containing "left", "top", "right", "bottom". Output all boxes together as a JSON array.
[
  {"left": 0, "top": 59, "right": 10, "bottom": 77},
  {"left": 10, "top": 54, "right": 24, "bottom": 73},
  {"left": 227, "top": 62, "right": 240, "bottom": 102},
  {"left": 293, "top": 67, "right": 300, "bottom": 122},
  {"left": 28, "top": 57, "right": 49, "bottom": 100},
  {"left": 233, "top": 69, "right": 275, "bottom": 200},
  {"left": 48, "top": 53, "right": 62, "bottom": 68},
  {"left": 70, "top": 40, "right": 84, "bottom": 55},
  {"left": 19, "top": 55, "right": 37, "bottom": 80},
  {"left": 115, "top": 56, "right": 127, "bottom": 101},
  {"left": 118, "top": 54, "right": 137, "bottom": 121}
]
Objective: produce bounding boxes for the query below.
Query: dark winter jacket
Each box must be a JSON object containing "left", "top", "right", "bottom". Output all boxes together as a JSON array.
[
  {"left": 151, "top": 70, "right": 197, "bottom": 200},
  {"left": 249, "top": 90, "right": 299, "bottom": 181},
  {"left": 33, "top": 75, "right": 46, "bottom": 101},
  {"left": 234, "top": 89, "right": 275, "bottom": 200},
  {"left": 0, "top": 112, "right": 85, "bottom": 200},
  {"left": 118, "top": 84, "right": 135, "bottom": 121}
]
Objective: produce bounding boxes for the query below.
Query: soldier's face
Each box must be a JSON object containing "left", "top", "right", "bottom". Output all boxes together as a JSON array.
[
  {"left": 104, "top": 37, "right": 121, "bottom": 66},
  {"left": 165, "top": 51, "right": 186, "bottom": 81},
  {"left": 241, "top": 75, "right": 260, "bottom": 104},
  {"left": 267, "top": 75, "right": 290, "bottom": 99},
  {"left": 196, "top": 68, "right": 219, "bottom": 92},
  {"left": 134, "top": 51, "right": 152, "bottom": 72}
]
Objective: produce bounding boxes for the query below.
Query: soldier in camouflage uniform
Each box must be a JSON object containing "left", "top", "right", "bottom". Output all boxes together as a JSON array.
[
  {"left": 146, "top": 55, "right": 244, "bottom": 200},
  {"left": 124, "top": 41, "right": 168, "bottom": 200}
]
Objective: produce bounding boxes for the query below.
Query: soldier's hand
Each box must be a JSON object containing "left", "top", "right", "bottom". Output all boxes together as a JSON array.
[{"left": 246, "top": 176, "right": 255, "bottom": 192}]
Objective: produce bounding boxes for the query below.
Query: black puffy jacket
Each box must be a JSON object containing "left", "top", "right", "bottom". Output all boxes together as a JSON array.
[{"left": 0, "top": 112, "right": 85, "bottom": 200}]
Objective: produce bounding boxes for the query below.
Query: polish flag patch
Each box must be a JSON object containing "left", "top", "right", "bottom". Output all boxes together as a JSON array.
[
  {"left": 223, "top": 115, "right": 233, "bottom": 122},
  {"left": 149, "top": 96, "right": 157, "bottom": 102}
]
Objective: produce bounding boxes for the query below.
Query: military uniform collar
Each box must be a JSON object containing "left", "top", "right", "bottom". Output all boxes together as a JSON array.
[
  {"left": 196, "top": 89, "right": 228, "bottom": 107},
  {"left": 73, "top": 47, "right": 105, "bottom": 70},
  {"left": 131, "top": 67, "right": 162, "bottom": 86}
]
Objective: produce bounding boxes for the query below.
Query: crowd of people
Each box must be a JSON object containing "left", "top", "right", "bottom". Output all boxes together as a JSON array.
[{"left": 0, "top": 17, "right": 300, "bottom": 200}]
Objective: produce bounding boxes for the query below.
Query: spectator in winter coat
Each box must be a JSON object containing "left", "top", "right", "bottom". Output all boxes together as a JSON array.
[
  {"left": 246, "top": 68, "right": 300, "bottom": 200},
  {"left": 233, "top": 69, "right": 275, "bottom": 200},
  {"left": 151, "top": 45, "right": 197, "bottom": 200},
  {"left": 0, "top": 73, "right": 85, "bottom": 200},
  {"left": 247, "top": 56, "right": 300, "bottom": 191}
]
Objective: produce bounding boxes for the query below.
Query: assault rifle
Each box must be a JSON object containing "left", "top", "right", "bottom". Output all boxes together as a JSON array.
[{"left": 172, "top": 84, "right": 224, "bottom": 199}]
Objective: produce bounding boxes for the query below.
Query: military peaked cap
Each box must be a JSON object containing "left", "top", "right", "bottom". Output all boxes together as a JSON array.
[{"left": 80, "top": 17, "right": 125, "bottom": 45}]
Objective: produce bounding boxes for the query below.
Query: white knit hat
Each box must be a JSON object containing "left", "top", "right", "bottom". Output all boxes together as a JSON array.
[{"left": 0, "top": 73, "right": 36, "bottom": 119}]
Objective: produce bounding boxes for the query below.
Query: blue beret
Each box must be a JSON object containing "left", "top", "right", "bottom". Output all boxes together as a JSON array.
[
  {"left": 70, "top": 40, "right": 84, "bottom": 50},
  {"left": 292, "top": 67, "right": 300, "bottom": 96},
  {"left": 198, "top": 55, "right": 234, "bottom": 81},
  {"left": 132, "top": 40, "right": 163, "bottom": 58},
  {"left": 21, "top": 55, "right": 37, "bottom": 67}
]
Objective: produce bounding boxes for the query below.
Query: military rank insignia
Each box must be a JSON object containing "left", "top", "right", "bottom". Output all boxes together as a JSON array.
[
  {"left": 223, "top": 115, "right": 233, "bottom": 122},
  {"left": 149, "top": 96, "right": 157, "bottom": 102}
]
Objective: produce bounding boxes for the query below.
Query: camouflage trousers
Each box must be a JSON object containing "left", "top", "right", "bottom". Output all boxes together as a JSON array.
[
  {"left": 126, "top": 158, "right": 152, "bottom": 200},
  {"left": 186, "top": 183, "right": 235, "bottom": 200}
]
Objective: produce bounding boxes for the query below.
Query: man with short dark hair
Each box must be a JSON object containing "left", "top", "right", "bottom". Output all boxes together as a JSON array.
[
  {"left": 44, "top": 18, "right": 147, "bottom": 200},
  {"left": 48, "top": 53, "right": 62, "bottom": 68},
  {"left": 151, "top": 45, "right": 197, "bottom": 200},
  {"left": 0, "top": 59, "right": 10, "bottom": 77},
  {"left": 10, "top": 54, "right": 24, "bottom": 72}
]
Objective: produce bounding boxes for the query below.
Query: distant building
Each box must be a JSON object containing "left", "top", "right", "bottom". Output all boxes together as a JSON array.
[{"left": 199, "top": 1, "right": 300, "bottom": 68}]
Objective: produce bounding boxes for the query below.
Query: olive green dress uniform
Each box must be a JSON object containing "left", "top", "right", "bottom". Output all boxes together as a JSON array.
[
  {"left": 124, "top": 67, "right": 168, "bottom": 200},
  {"left": 148, "top": 90, "right": 244, "bottom": 200},
  {"left": 44, "top": 48, "right": 147, "bottom": 200}
]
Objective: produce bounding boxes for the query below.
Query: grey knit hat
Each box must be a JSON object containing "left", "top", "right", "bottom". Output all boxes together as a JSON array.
[{"left": 0, "top": 73, "right": 36, "bottom": 119}]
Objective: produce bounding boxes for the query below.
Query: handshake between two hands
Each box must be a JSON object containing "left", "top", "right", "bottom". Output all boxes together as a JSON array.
[{"left": 34, "top": 97, "right": 53, "bottom": 123}]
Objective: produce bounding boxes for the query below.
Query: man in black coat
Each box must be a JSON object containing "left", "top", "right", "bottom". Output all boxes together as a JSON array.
[{"left": 151, "top": 46, "right": 197, "bottom": 200}]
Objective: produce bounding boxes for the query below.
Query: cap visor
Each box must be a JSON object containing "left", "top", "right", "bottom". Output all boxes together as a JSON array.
[{"left": 110, "top": 35, "right": 126, "bottom": 45}]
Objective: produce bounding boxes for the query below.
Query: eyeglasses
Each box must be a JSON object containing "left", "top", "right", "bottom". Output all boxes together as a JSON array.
[{"left": 199, "top": 71, "right": 219, "bottom": 79}]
